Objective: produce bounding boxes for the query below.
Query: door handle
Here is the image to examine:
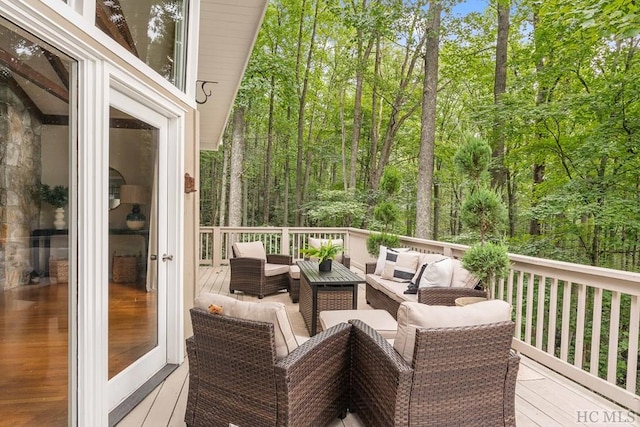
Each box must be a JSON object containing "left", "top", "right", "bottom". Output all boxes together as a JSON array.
[
  {"left": 150, "top": 254, "right": 157, "bottom": 261},
  {"left": 162, "top": 254, "right": 173, "bottom": 262}
]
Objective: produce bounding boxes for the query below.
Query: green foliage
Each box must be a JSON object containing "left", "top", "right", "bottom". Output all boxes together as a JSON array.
[
  {"left": 302, "top": 190, "right": 367, "bottom": 227},
  {"left": 373, "top": 201, "right": 400, "bottom": 230},
  {"left": 461, "top": 188, "right": 507, "bottom": 243},
  {"left": 366, "top": 233, "right": 401, "bottom": 256},
  {"left": 301, "top": 239, "right": 343, "bottom": 262},
  {"left": 39, "top": 184, "right": 68, "bottom": 208},
  {"left": 453, "top": 135, "right": 492, "bottom": 189},
  {"left": 462, "top": 242, "right": 511, "bottom": 287},
  {"left": 380, "top": 165, "right": 402, "bottom": 196}
]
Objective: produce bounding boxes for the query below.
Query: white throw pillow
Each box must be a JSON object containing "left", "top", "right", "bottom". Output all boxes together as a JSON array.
[
  {"left": 194, "top": 293, "right": 298, "bottom": 359},
  {"left": 418, "top": 257, "right": 453, "bottom": 288},
  {"left": 393, "top": 300, "right": 511, "bottom": 363},
  {"left": 374, "top": 246, "right": 409, "bottom": 275},
  {"left": 381, "top": 251, "right": 420, "bottom": 282}
]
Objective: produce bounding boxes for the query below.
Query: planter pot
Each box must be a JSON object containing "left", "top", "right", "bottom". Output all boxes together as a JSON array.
[
  {"left": 318, "top": 259, "right": 332, "bottom": 272},
  {"left": 53, "top": 207, "right": 66, "bottom": 230}
]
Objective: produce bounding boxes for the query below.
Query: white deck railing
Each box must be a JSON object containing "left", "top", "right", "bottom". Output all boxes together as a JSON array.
[{"left": 199, "top": 226, "right": 640, "bottom": 411}]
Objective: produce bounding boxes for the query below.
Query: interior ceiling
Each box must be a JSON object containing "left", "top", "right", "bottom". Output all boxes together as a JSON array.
[
  {"left": 0, "top": 0, "right": 268, "bottom": 136},
  {"left": 196, "top": 0, "right": 269, "bottom": 151}
]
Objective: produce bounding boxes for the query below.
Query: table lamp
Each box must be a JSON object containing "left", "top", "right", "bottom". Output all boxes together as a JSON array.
[{"left": 119, "top": 184, "right": 148, "bottom": 230}]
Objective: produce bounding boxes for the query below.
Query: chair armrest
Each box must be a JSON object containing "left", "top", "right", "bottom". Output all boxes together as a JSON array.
[
  {"left": 417, "top": 287, "right": 487, "bottom": 306},
  {"left": 267, "top": 254, "right": 293, "bottom": 265},
  {"left": 275, "top": 323, "right": 352, "bottom": 426},
  {"left": 341, "top": 254, "right": 351, "bottom": 269},
  {"left": 230, "top": 257, "right": 265, "bottom": 275},
  {"left": 504, "top": 350, "right": 520, "bottom": 426},
  {"left": 349, "top": 319, "right": 413, "bottom": 427},
  {"left": 365, "top": 262, "right": 377, "bottom": 274},
  {"left": 184, "top": 336, "right": 198, "bottom": 427}
]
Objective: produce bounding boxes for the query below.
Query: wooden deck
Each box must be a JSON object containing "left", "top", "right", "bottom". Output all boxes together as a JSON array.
[{"left": 118, "top": 266, "right": 640, "bottom": 427}]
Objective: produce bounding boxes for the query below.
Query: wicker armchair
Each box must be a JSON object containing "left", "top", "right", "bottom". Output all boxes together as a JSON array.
[
  {"left": 349, "top": 319, "right": 519, "bottom": 427},
  {"left": 186, "top": 308, "right": 351, "bottom": 427},
  {"left": 229, "top": 241, "right": 292, "bottom": 299}
]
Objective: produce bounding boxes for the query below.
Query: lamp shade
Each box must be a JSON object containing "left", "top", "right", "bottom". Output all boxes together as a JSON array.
[{"left": 119, "top": 185, "right": 148, "bottom": 205}]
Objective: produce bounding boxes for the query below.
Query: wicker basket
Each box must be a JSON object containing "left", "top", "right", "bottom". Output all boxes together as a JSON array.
[
  {"left": 112, "top": 255, "right": 138, "bottom": 283},
  {"left": 49, "top": 258, "right": 69, "bottom": 284}
]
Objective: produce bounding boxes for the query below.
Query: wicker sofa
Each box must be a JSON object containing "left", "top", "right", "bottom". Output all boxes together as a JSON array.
[{"left": 365, "top": 252, "right": 487, "bottom": 319}]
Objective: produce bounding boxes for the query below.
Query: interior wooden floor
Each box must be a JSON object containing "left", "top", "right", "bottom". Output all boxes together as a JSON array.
[{"left": 0, "top": 279, "right": 156, "bottom": 427}]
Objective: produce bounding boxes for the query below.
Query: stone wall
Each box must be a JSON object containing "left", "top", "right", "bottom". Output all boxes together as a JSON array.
[{"left": 0, "top": 86, "right": 42, "bottom": 290}]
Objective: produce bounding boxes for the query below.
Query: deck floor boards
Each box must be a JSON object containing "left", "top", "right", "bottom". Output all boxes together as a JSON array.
[{"left": 118, "top": 266, "right": 639, "bottom": 427}]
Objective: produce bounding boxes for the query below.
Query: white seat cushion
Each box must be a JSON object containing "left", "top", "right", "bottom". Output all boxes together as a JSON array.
[
  {"left": 195, "top": 293, "right": 298, "bottom": 358},
  {"left": 232, "top": 241, "right": 267, "bottom": 260},
  {"left": 289, "top": 265, "right": 300, "bottom": 279},
  {"left": 320, "top": 309, "right": 398, "bottom": 339},
  {"left": 264, "top": 263, "right": 290, "bottom": 277},
  {"left": 393, "top": 300, "right": 512, "bottom": 363}
]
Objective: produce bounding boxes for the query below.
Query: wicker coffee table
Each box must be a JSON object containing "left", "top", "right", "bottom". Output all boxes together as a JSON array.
[{"left": 297, "top": 260, "right": 365, "bottom": 335}]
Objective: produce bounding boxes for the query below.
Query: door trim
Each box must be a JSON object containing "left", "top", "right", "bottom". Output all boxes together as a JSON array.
[{"left": 105, "top": 78, "right": 184, "bottom": 410}]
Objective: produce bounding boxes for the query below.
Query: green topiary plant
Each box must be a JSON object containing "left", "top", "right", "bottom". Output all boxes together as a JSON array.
[
  {"left": 366, "top": 232, "right": 400, "bottom": 257},
  {"left": 455, "top": 135, "right": 510, "bottom": 292},
  {"left": 461, "top": 242, "right": 510, "bottom": 289},
  {"left": 461, "top": 188, "right": 506, "bottom": 244}
]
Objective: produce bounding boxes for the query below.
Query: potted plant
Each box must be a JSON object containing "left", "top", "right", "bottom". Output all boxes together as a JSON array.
[
  {"left": 40, "top": 184, "right": 69, "bottom": 230},
  {"left": 301, "top": 239, "right": 343, "bottom": 272}
]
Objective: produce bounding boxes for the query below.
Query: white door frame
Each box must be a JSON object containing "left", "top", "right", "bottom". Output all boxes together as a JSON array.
[{"left": 106, "top": 75, "right": 185, "bottom": 410}]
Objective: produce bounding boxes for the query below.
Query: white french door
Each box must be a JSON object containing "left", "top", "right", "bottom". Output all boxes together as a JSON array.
[{"left": 107, "top": 89, "right": 170, "bottom": 409}]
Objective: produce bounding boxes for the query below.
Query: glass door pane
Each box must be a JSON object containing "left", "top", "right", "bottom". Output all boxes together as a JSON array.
[
  {"left": 0, "top": 17, "right": 74, "bottom": 426},
  {"left": 108, "top": 107, "right": 159, "bottom": 379}
]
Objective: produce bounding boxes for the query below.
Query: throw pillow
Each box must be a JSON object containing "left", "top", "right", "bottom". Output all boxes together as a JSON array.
[
  {"left": 195, "top": 293, "right": 298, "bottom": 359},
  {"left": 382, "top": 251, "right": 420, "bottom": 282},
  {"left": 393, "top": 300, "right": 512, "bottom": 363},
  {"left": 404, "top": 262, "right": 428, "bottom": 294},
  {"left": 418, "top": 257, "right": 453, "bottom": 288},
  {"left": 374, "top": 246, "right": 409, "bottom": 275}
]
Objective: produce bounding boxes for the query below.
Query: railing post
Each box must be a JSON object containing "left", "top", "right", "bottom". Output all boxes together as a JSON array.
[
  {"left": 281, "top": 227, "right": 290, "bottom": 256},
  {"left": 213, "top": 227, "right": 222, "bottom": 267}
]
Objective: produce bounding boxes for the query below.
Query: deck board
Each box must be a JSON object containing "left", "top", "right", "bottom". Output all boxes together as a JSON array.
[{"left": 118, "top": 266, "right": 640, "bottom": 427}]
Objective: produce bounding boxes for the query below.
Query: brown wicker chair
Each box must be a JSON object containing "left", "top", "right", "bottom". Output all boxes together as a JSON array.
[
  {"left": 229, "top": 241, "right": 292, "bottom": 299},
  {"left": 186, "top": 307, "right": 351, "bottom": 427},
  {"left": 349, "top": 319, "right": 519, "bottom": 427}
]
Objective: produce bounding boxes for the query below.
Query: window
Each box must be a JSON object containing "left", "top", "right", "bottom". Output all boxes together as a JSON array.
[{"left": 95, "top": 0, "right": 188, "bottom": 90}]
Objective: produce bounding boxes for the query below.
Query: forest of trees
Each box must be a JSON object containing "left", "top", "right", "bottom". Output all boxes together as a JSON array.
[{"left": 200, "top": 0, "right": 640, "bottom": 273}]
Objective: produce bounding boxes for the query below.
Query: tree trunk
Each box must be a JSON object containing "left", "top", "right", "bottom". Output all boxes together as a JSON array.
[
  {"left": 369, "top": 35, "right": 381, "bottom": 189},
  {"left": 228, "top": 106, "right": 244, "bottom": 227},
  {"left": 264, "top": 73, "right": 276, "bottom": 225},
  {"left": 340, "top": 89, "right": 348, "bottom": 190},
  {"left": 349, "top": 0, "right": 375, "bottom": 189},
  {"left": 491, "top": 0, "right": 510, "bottom": 190},
  {"left": 219, "top": 134, "right": 229, "bottom": 226},
  {"left": 369, "top": 8, "right": 427, "bottom": 191},
  {"left": 295, "top": 0, "right": 318, "bottom": 226},
  {"left": 415, "top": 1, "right": 441, "bottom": 239}
]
